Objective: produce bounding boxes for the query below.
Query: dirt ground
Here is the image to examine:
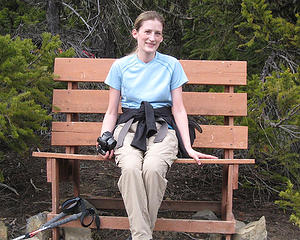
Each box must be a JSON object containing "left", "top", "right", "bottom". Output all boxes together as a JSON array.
[{"left": 1, "top": 154, "right": 300, "bottom": 240}]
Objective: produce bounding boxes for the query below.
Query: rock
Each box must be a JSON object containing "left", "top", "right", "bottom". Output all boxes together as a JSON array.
[
  {"left": 63, "top": 227, "right": 92, "bottom": 240},
  {"left": 207, "top": 233, "right": 222, "bottom": 240},
  {"left": 25, "top": 212, "right": 92, "bottom": 240},
  {"left": 233, "top": 216, "right": 267, "bottom": 240},
  {"left": 206, "top": 220, "right": 246, "bottom": 240},
  {"left": 192, "top": 210, "right": 220, "bottom": 240},
  {"left": 0, "top": 221, "right": 7, "bottom": 240},
  {"left": 235, "top": 220, "right": 246, "bottom": 231},
  {"left": 26, "top": 211, "right": 51, "bottom": 240},
  {"left": 192, "top": 210, "right": 218, "bottom": 220}
]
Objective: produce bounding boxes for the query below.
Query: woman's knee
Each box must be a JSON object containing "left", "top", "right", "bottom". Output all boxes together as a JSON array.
[
  {"left": 116, "top": 152, "right": 143, "bottom": 171},
  {"left": 121, "top": 163, "right": 141, "bottom": 176},
  {"left": 142, "top": 159, "right": 168, "bottom": 178}
]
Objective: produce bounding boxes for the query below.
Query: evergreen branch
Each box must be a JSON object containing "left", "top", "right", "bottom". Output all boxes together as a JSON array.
[
  {"left": 269, "top": 104, "right": 300, "bottom": 128},
  {"left": 30, "top": 178, "right": 42, "bottom": 192},
  {"left": 156, "top": 5, "right": 193, "bottom": 20},
  {"left": 261, "top": 51, "right": 278, "bottom": 82},
  {"left": 261, "top": 47, "right": 298, "bottom": 81},
  {"left": 264, "top": 104, "right": 300, "bottom": 138},
  {"left": 278, "top": 125, "right": 300, "bottom": 139},
  {"left": 249, "top": 171, "right": 280, "bottom": 194},
  {"left": 277, "top": 54, "right": 299, "bottom": 73},
  {"left": 28, "top": 54, "right": 42, "bottom": 68},
  {"left": 128, "top": 0, "right": 144, "bottom": 11},
  {"left": 259, "top": 118, "right": 275, "bottom": 150},
  {"left": 0, "top": 183, "right": 19, "bottom": 196},
  {"left": 61, "top": 1, "right": 93, "bottom": 32}
]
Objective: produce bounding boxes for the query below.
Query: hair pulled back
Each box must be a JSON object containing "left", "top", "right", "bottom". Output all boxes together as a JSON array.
[{"left": 134, "top": 11, "right": 165, "bottom": 31}]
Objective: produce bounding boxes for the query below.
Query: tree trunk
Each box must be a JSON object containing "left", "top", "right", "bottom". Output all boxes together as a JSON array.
[{"left": 46, "top": 0, "right": 60, "bottom": 35}]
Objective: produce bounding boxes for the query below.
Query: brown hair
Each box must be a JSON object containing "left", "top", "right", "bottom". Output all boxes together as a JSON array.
[{"left": 134, "top": 11, "right": 165, "bottom": 31}]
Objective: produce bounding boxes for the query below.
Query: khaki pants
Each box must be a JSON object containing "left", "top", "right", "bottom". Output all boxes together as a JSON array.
[{"left": 113, "top": 122, "right": 178, "bottom": 240}]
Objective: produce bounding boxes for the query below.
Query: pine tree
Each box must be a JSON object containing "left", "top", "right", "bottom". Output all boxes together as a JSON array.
[
  {"left": 183, "top": 0, "right": 244, "bottom": 60},
  {"left": 235, "top": 0, "right": 299, "bottom": 79},
  {"left": 235, "top": 0, "right": 300, "bottom": 225},
  {"left": 0, "top": 0, "right": 46, "bottom": 36},
  {"left": 0, "top": 33, "right": 74, "bottom": 155}
]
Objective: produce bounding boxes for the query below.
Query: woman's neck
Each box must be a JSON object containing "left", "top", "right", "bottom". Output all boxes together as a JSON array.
[{"left": 137, "top": 50, "right": 156, "bottom": 63}]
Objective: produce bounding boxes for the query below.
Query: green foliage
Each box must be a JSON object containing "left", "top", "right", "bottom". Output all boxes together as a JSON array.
[
  {"left": 0, "top": 169, "right": 4, "bottom": 183},
  {"left": 267, "top": 0, "right": 300, "bottom": 24},
  {"left": 235, "top": 0, "right": 299, "bottom": 76},
  {"left": 0, "top": 0, "right": 45, "bottom": 35},
  {"left": 235, "top": 1, "right": 300, "bottom": 196},
  {"left": 236, "top": 0, "right": 299, "bottom": 49},
  {"left": 275, "top": 180, "right": 300, "bottom": 227},
  {"left": 183, "top": 0, "right": 299, "bottom": 76},
  {"left": 0, "top": 33, "right": 74, "bottom": 154},
  {"left": 183, "top": 0, "right": 243, "bottom": 60},
  {"left": 243, "top": 68, "right": 300, "bottom": 184}
]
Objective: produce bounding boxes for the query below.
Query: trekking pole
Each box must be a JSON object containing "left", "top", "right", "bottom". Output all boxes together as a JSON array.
[
  {"left": 11, "top": 212, "right": 82, "bottom": 240},
  {"left": 11, "top": 196, "right": 100, "bottom": 240}
]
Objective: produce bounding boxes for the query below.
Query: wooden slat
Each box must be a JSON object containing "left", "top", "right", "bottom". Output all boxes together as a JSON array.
[
  {"left": 32, "top": 152, "right": 255, "bottom": 164},
  {"left": 183, "top": 92, "right": 247, "bottom": 116},
  {"left": 84, "top": 197, "right": 221, "bottom": 213},
  {"left": 50, "top": 122, "right": 248, "bottom": 149},
  {"left": 52, "top": 89, "right": 247, "bottom": 116},
  {"left": 175, "top": 159, "right": 254, "bottom": 164},
  {"left": 180, "top": 60, "right": 246, "bottom": 85},
  {"left": 48, "top": 213, "right": 235, "bottom": 234},
  {"left": 54, "top": 58, "right": 246, "bottom": 85},
  {"left": 52, "top": 90, "right": 112, "bottom": 113},
  {"left": 54, "top": 58, "right": 113, "bottom": 82}
]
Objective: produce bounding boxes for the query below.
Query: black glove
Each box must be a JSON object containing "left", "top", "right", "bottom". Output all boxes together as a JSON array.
[{"left": 97, "top": 131, "right": 117, "bottom": 155}]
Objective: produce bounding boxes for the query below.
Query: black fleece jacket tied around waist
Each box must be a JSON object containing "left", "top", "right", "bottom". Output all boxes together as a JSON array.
[{"left": 115, "top": 101, "right": 201, "bottom": 158}]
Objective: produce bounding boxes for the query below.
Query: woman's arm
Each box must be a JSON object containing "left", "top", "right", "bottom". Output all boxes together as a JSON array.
[
  {"left": 99, "top": 87, "right": 120, "bottom": 159},
  {"left": 171, "top": 87, "right": 218, "bottom": 164},
  {"left": 101, "top": 87, "right": 120, "bottom": 134}
]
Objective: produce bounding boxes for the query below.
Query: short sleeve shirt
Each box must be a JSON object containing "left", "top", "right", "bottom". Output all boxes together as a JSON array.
[{"left": 105, "top": 52, "right": 188, "bottom": 109}]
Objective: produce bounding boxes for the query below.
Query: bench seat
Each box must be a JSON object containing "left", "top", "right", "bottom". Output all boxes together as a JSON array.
[{"left": 33, "top": 151, "right": 254, "bottom": 164}]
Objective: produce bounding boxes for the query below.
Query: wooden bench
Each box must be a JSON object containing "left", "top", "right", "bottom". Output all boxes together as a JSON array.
[{"left": 33, "top": 57, "right": 255, "bottom": 240}]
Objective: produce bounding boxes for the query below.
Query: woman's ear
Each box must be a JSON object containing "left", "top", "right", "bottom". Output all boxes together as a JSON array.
[{"left": 132, "top": 29, "right": 138, "bottom": 39}]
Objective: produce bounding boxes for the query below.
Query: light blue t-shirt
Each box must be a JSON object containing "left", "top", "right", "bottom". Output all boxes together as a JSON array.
[{"left": 105, "top": 52, "right": 188, "bottom": 109}]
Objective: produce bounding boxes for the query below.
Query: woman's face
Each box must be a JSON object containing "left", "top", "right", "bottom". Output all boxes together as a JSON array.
[{"left": 132, "top": 19, "right": 163, "bottom": 58}]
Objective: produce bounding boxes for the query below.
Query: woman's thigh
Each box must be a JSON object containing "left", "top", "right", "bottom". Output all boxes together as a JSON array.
[
  {"left": 113, "top": 122, "right": 144, "bottom": 170},
  {"left": 143, "top": 128, "right": 178, "bottom": 173}
]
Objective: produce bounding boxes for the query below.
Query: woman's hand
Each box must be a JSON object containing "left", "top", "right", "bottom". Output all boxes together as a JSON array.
[
  {"left": 186, "top": 148, "right": 218, "bottom": 165},
  {"left": 96, "top": 142, "right": 114, "bottom": 160},
  {"left": 104, "top": 149, "right": 114, "bottom": 160}
]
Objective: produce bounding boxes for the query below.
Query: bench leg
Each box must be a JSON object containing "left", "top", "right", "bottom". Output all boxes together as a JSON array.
[
  {"left": 221, "top": 164, "right": 234, "bottom": 240},
  {"left": 67, "top": 147, "right": 80, "bottom": 196},
  {"left": 221, "top": 165, "right": 228, "bottom": 220},
  {"left": 226, "top": 165, "right": 233, "bottom": 219},
  {"left": 233, "top": 165, "right": 239, "bottom": 190},
  {"left": 51, "top": 158, "right": 60, "bottom": 240},
  {"left": 72, "top": 160, "right": 80, "bottom": 196}
]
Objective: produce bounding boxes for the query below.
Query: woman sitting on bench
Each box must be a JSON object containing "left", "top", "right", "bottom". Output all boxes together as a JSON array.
[{"left": 98, "top": 11, "right": 217, "bottom": 240}]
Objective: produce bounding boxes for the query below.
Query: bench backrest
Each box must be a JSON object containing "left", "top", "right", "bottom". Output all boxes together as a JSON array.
[{"left": 51, "top": 58, "right": 248, "bottom": 154}]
